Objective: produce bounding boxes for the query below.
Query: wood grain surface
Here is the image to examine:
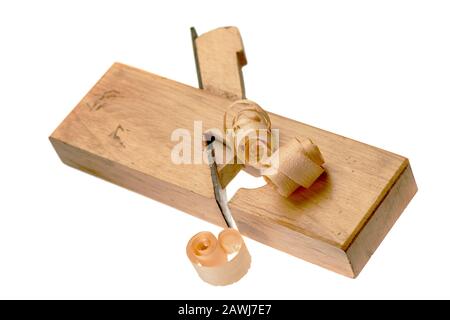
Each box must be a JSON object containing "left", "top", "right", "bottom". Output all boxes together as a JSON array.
[
  {"left": 50, "top": 63, "right": 417, "bottom": 277},
  {"left": 193, "top": 26, "right": 247, "bottom": 100}
]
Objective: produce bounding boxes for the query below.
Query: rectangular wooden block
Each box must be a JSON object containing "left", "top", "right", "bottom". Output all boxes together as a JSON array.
[{"left": 50, "top": 63, "right": 417, "bottom": 277}]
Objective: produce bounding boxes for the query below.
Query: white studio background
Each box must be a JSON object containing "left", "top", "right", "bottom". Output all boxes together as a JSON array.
[{"left": 0, "top": 0, "right": 448, "bottom": 299}]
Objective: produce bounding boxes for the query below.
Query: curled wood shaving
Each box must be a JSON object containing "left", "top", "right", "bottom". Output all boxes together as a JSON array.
[
  {"left": 264, "top": 137, "right": 325, "bottom": 197},
  {"left": 224, "top": 99, "right": 273, "bottom": 176},
  {"left": 224, "top": 100, "right": 325, "bottom": 197},
  {"left": 186, "top": 228, "right": 251, "bottom": 286}
]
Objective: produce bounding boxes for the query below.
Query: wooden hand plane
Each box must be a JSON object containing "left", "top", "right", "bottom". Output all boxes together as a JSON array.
[{"left": 49, "top": 27, "right": 417, "bottom": 278}]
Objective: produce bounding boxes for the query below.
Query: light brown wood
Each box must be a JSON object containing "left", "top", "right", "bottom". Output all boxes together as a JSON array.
[
  {"left": 264, "top": 137, "right": 325, "bottom": 197},
  {"left": 50, "top": 63, "right": 417, "bottom": 277},
  {"left": 187, "top": 229, "right": 251, "bottom": 286},
  {"left": 194, "top": 27, "right": 255, "bottom": 180},
  {"left": 346, "top": 165, "right": 417, "bottom": 276},
  {"left": 192, "top": 27, "right": 248, "bottom": 187},
  {"left": 221, "top": 99, "right": 273, "bottom": 177},
  {"left": 232, "top": 163, "right": 416, "bottom": 277},
  {"left": 194, "top": 26, "right": 247, "bottom": 100}
]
